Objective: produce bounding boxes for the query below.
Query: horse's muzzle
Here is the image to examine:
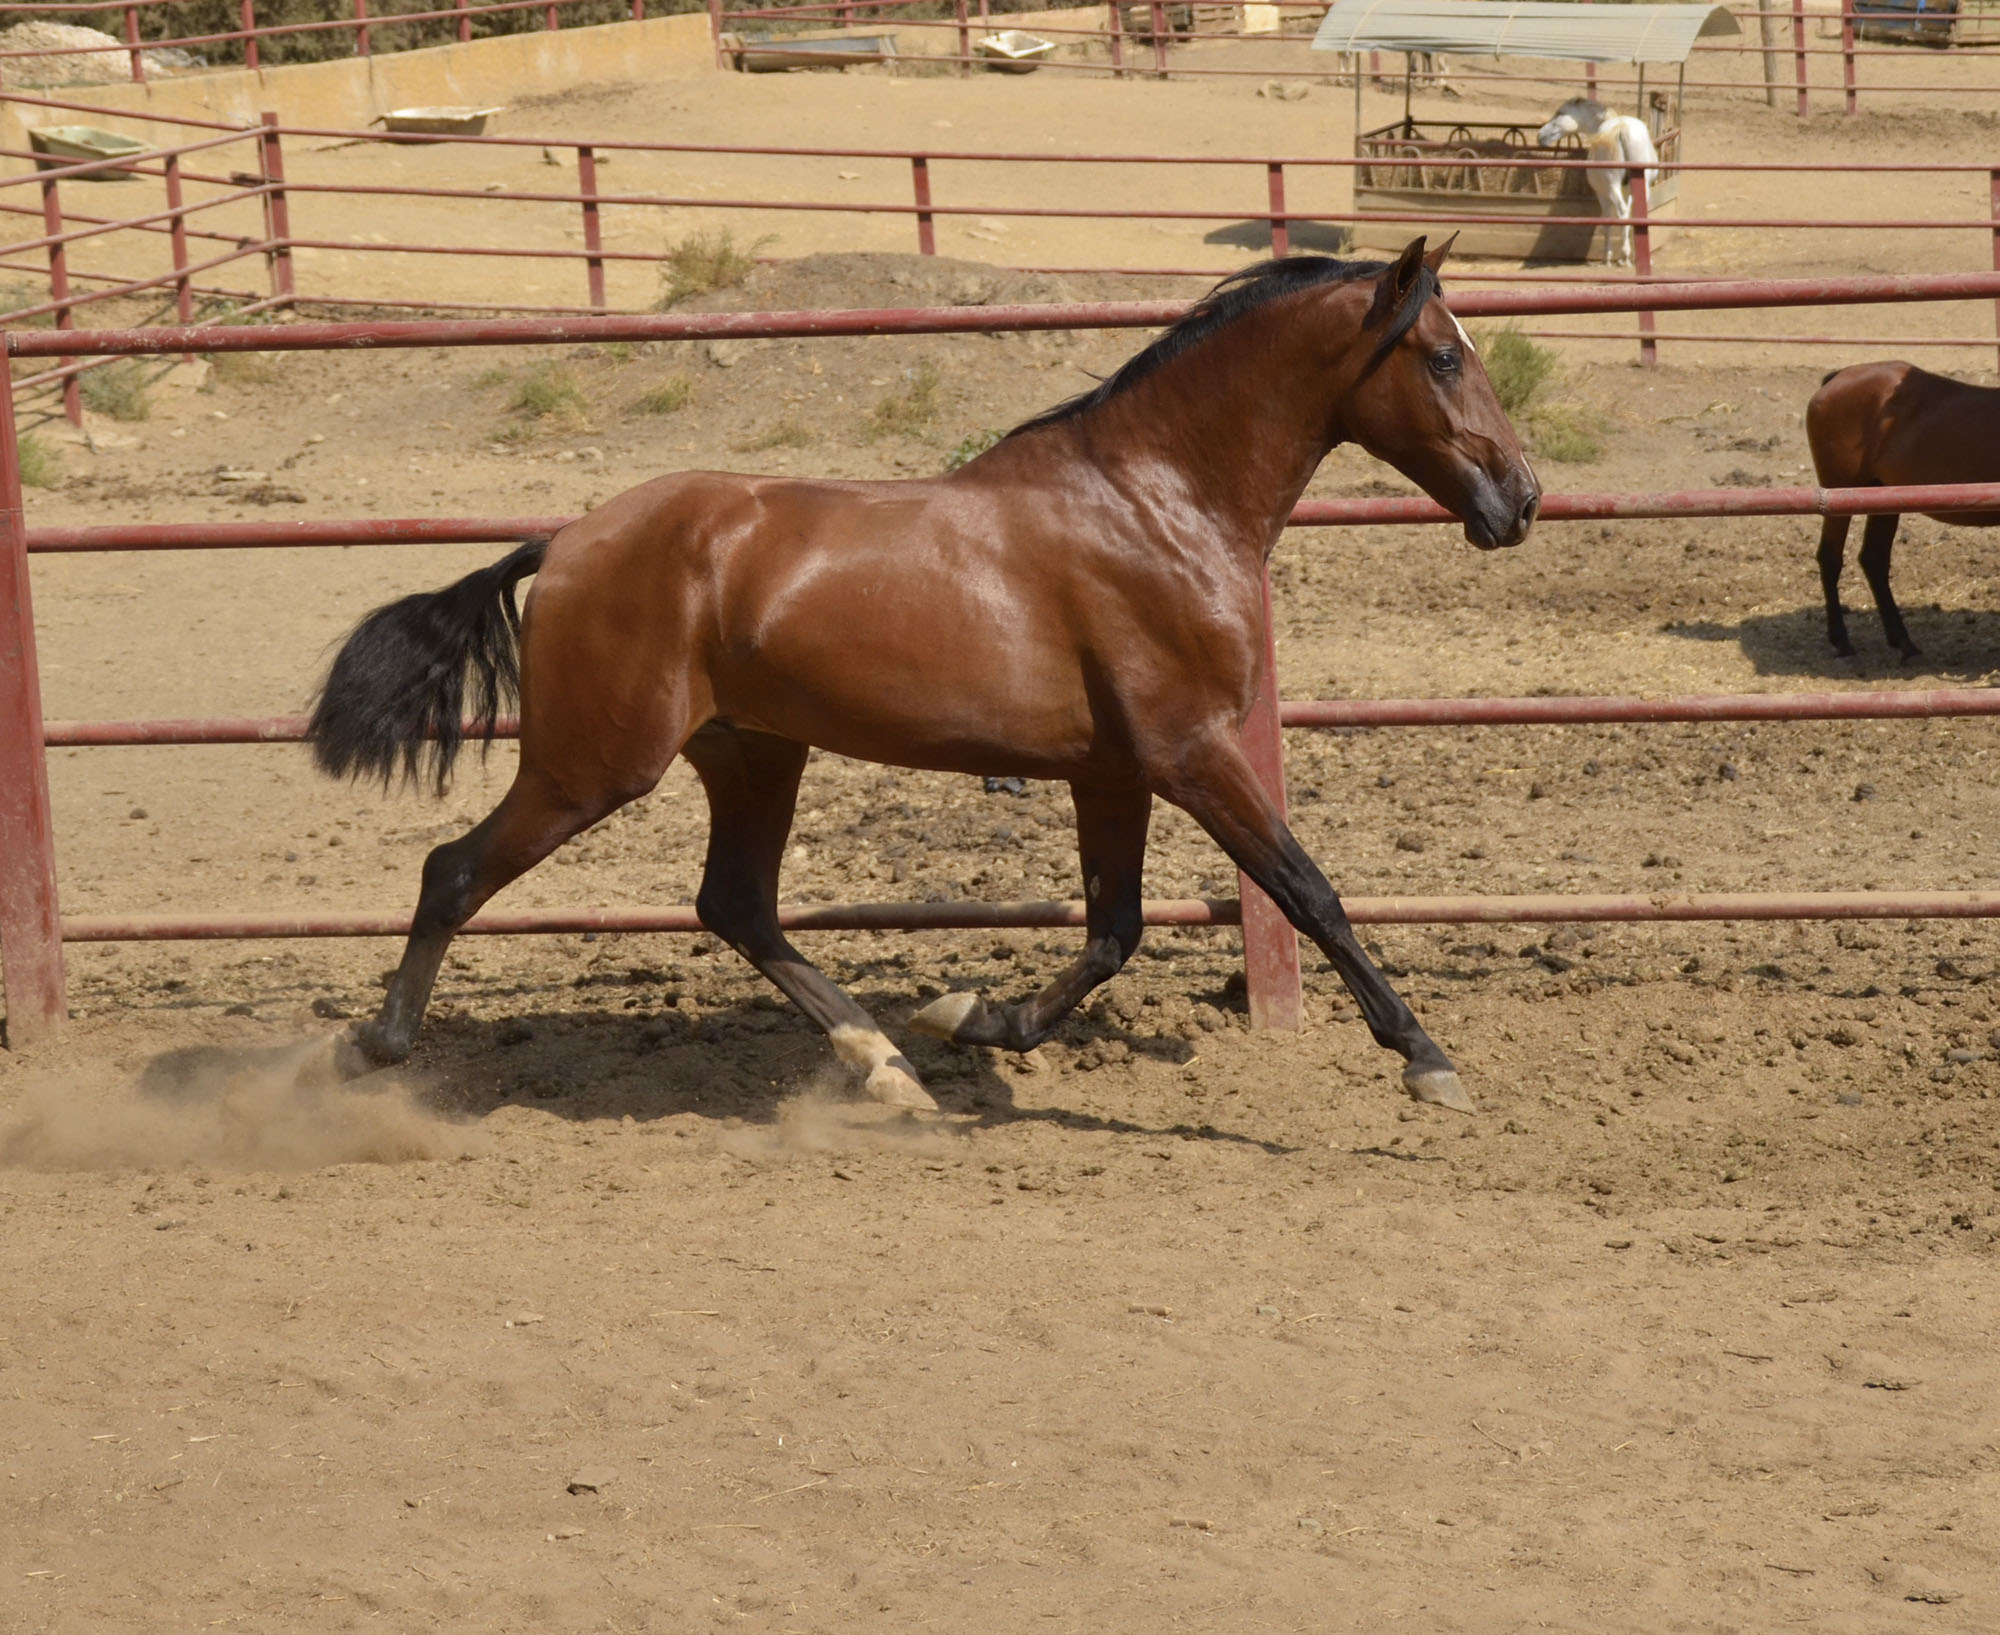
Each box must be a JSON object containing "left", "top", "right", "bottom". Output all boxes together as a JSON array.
[{"left": 1463, "top": 472, "right": 1541, "bottom": 551}]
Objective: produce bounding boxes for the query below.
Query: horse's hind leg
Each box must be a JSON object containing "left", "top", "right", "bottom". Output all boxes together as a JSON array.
[
  {"left": 681, "top": 724, "right": 935, "bottom": 1111},
  {"left": 911, "top": 779, "right": 1150, "bottom": 1052},
  {"left": 350, "top": 764, "right": 630, "bottom": 1068},
  {"left": 1818, "top": 515, "right": 1855, "bottom": 656},
  {"left": 1157, "top": 731, "right": 1471, "bottom": 1112},
  {"left": 1857, "top": 512, "right": 1919, "bottom": 662}
]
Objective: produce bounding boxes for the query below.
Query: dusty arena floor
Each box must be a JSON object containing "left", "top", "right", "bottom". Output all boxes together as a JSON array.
[{"left": 7, "top": 48, "right": 2000, "bottom": 1635}]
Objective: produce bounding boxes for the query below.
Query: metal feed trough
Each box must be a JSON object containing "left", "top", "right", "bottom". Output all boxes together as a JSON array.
[
  {"left": 722, "top": 31, "right": 900, "bottom": 70},
  {"left": 1314, "top": 0, "right": 1739, "bottom": 262}
]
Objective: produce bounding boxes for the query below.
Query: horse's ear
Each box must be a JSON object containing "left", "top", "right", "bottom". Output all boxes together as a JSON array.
[
  {"left": 1367, "top": 237, "right": 1427, "bottom": 328},
  {"left": 1422, "top": 233, "right": 1458, "bottom": 276}
]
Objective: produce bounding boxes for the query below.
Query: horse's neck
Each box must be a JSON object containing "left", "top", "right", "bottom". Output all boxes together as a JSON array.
[{"left": 1094, "top": 301, "right": 1348, "bottom": 545}]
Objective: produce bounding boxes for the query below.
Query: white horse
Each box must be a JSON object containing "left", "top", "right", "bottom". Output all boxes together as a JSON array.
[{"left": 1535, "top": 98, "right": 1660, "bottom": 266}]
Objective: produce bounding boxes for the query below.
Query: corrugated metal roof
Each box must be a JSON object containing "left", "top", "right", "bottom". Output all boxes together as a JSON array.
[{"left": 1311, "top": 0, "right": 1741, "bottom": 64}]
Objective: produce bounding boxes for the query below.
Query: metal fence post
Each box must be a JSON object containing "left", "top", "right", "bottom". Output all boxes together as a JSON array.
[
  {"left": 707, "top": 0, "right": 724, "bottom": 67},
  {"left": 164, "top": 153, "right": 193, "bottom": 337},
  {"left": 954, "top": 0, "right": 969, "bottom": 74},
  {"left": 241, "top": 0, "right": 259, "bottom": 70},
  {"left": 1239, "top": 566, "right": 1303, "bottom": 1031},
  {"left": 458, "top": 0, "right": 472, "bottom": 43},
  {"left": 578, "top": 145, "right": 606, "bottom": 311},
  {"left": 1108, "top": 0, "right": 1126, "bottom": 76},
  {"left": 911, "top": 155, "right": 936, "bottom": 254},
  {"left": 258, "top": 113, "right": 294, "bottom": 302},
  {"left": 38, "top": 175, "right": 80, "bottom": 428},
  {"left": 1758, "top": 2, "right": 1779, "bottom": 107},
  {"left": 1630, "top": 164, "right": 1656, "bottom": 366},
  {"left": 1841, "top": 12, "right": 1855, "bottom": 114},
  {"left": 354, "top": 0, "right": 370, "bottom": 54},
  {"left": 1792, "top": 0, "right": 1809, "bottom": 116},
  {"left": 1150, "top": 0, "right": 1168, "bottom": 76},
  {"left": 0, "top": 373, "right": 68, "bottom": 1050},
  {"left": 1991, "top": 168, "right": 2000, "bottom": 374},
  {"left": 124, "top": 5, "right": 145, "bottom": 81},
  {"left": 546, "top": 0, "right": 560, "bottom": 30},
  {"left": 1267, "top": 160, "right": 1288, "bottom": 257}
]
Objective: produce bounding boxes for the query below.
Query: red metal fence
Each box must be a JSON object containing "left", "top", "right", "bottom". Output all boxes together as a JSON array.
[
  {"left": 8, "top": 274, "right": 2000, "bottom": 1048},
  {"left": 9, "top": 91, "right": 2000, "bottom": 370}
]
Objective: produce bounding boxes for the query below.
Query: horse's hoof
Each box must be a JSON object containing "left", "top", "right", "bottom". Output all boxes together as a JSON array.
[
  {"left": 864, "top": 1059, "right": 939, "bottom": 1112},
  {"left": 1404, "top": 1066, "right": 1476, "bottom": 1114},
  {"left": 909, "top": 990, "right": 987, "bottom": 1042}
]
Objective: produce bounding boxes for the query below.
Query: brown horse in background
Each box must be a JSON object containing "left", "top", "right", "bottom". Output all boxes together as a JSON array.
[
  {"left": 305, "top": 238, "right": 1540, "bottom": 1117},
  {"left": 1809, "top": 361, "right": 2000, "bottom": 662}
]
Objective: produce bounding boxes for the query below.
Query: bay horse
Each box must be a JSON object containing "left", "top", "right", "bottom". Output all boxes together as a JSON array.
[
  {"left": 306, "top": 238, "right": 1540, "bottom": 1116},
  {"left": 1809, "top": 361, "right": 2000, "bottom": 662}
]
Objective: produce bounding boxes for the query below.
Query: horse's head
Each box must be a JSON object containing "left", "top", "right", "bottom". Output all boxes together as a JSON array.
[
  {"left": 1339, "top": 236, "right": 1540, "bottom": 551},
  {"left": 1536, "top": 98, "right": 1605, "bottom": 146}
]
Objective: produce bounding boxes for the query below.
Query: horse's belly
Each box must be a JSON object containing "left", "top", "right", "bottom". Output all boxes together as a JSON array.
[{"left": 1921, "top": 509, "right": 2000, "bottom": 529}]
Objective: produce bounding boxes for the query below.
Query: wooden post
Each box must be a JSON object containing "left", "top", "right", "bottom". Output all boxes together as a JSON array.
[
  {"left": 1792, "top": 0, "right": 1809, "bottom": 116},
  {"left": 354, "top": 0, "right": 370, "bottom": 56},
  {"left": 1108, "top": 1, "right": 1126, "bottom": 77},
  {"left": 1238, "top": 567, "right": 1303, "bottom": 1032},
  {"left": 0, "top": 376, "right": 67, "bottom": 1050},
  {"left": 458, "top": 0, "right": 472, "bottom": 44},
  {"left": 123, "top": 5, "right": 144, "bottom": 81},
  {"left": 258, "top": 113, "right": 294, "bottom": 302},
  {"left": 1630, "top": 164, "right": 1656, "bottom": 367},
  {"left": 1266, "top": 160, "right": 1288, "bottom": 257},
  {"left": 954, "top": 0, "right": 969, "bottom": 73},
  {"left": 578, "top": 145, "right": 606, "bottom": 311},
  {"left": 164, "top": 153, "right": 193, "bottom": 334},
  {"left": 39, "top": 176, "right": 80, "bottom": 428},
  {"left": 1841, "top": 13, "right": 1856, "bottom": 114},
  {"left": 910, "top": 155, "right": 936, "bottom": 255},
  {"left": 241, "top": 0, "right": 259, "bottom": 70},
  {"left": 1758, "top": 1, "right": 1779, "bottom": 107},
  {"left": 1150, "top": 0, "right": 1168, "bottom": 76}
]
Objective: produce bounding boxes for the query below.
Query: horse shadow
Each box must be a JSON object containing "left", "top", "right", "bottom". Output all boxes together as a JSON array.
[
  {"left": 1204, "top": 221, "right": 1352, "bottom": 257},
  {"left": 1662, "top": 603, "right": 2000, "bottom": 680},
  {"left": 134, "top": 995, "right": 1295, "bottom": 1154}
]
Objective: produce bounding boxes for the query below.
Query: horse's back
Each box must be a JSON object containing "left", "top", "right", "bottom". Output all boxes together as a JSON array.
[{"left": 1808, "top": 362, "right": 2000, "bottom": 500}]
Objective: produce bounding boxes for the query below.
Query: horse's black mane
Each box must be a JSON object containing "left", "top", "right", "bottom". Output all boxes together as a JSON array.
[{"left": 1005, "top": 254, "right": 1431, "bottom": 439}]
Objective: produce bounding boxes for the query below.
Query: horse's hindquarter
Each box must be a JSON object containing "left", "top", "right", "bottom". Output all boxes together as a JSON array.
[{"left": 1814, "top": 367, "right": 2000, "bottom": 516}]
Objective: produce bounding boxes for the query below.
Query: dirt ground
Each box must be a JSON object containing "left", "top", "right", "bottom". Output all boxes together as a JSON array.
[{"left": 7, "top": 46, "right": 2000, "bottom": 1635}]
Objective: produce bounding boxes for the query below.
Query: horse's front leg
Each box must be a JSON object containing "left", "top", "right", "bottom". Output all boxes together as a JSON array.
[
  {"left": 911, "top": 779, "right": 1150, "bottom": 1052},
  {"left": 1817, "top": 515, "right": 1856, "bottom": 656},
  {"left": 1156, "top": 730, "right": 1472, "bottom": 1112}
]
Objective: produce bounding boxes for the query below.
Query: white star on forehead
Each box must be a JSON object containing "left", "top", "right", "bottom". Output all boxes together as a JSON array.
[{"left": 1450, "top": 312, "right": 1476, "bottom": 353}]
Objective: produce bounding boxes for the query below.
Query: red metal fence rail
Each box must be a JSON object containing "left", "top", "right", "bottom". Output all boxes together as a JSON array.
[{"left": 8, "top": 281, "right": 2000, "bottom": 1048}]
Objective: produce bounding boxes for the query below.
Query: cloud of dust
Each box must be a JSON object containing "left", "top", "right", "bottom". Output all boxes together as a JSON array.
[
  {"left": 718, "top": 1064, "right": 968, "bottom": 1161},
  {"left": 0, "top": 1032, "right": 489, "bottom": 1173}
]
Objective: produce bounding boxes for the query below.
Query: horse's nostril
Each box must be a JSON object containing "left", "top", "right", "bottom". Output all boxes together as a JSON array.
[{"left": 1520, "top": 494, "right": 1540, "bottom": 528}]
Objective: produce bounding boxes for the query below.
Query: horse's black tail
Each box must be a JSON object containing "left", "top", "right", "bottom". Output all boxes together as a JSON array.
[{"left": 308, "top": 537, "right": 549, "bottom": 795}]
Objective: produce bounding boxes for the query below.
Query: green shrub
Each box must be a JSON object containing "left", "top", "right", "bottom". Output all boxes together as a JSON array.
[
  {"left": 735, "top": 416, "right": 818, "bottom": 453},
  {"left": 942, "top": 427, "right": 1005, "bottom": 471},
  {"left": 657, "top": 228, "right": 773, "bottom": 309},
  {"left": 16, "top": 430, "right": 60, "bottom": 489},
  {"left": 863, "top": 361, "right": 942, "bottom": 442},
  {"left": 631, "top": 374, "right": 695, "bottom": 416},
  {"left": 1479, "top": 327, "right": 1558, "bottom": 414},
  {"left": 79, "top": 362, "right": 151, "bottom": 423},
  {"left": 509, "top": 362, "right": 586, "bottom": 420},
  {"left": 1527, "top": 404, "right": 1603, "bottom": 463}
]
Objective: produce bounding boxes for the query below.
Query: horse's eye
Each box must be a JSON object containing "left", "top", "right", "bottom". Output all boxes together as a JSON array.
[{"left": 1429, "top": 348, "right": 1462, "bottom": 378}]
